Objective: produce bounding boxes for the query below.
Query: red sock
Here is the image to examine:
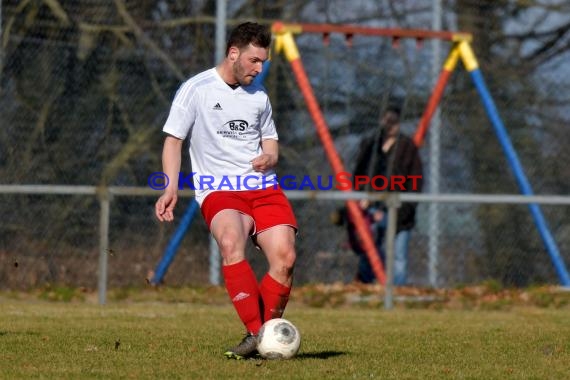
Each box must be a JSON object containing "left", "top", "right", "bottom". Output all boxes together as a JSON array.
[
  {"left": 222, "top": 260, "right": 262, "bottom": 334},
  {"left": 259, "top": 274, "right": 291, "bottom": 322}
]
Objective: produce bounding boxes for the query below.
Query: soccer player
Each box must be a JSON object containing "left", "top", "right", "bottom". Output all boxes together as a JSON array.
[{"left": 155, "top": 22, "right": 297, "bottom": 360}]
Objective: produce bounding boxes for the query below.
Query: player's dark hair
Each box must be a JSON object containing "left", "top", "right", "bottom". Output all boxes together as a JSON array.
[{"left": 225, "top": 22, "right": 271, "bottom": 56}]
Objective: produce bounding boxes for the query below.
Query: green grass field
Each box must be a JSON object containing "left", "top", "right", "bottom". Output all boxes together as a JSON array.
[{"left": 1, "top": 289, "right": 570, "bottom": 379}]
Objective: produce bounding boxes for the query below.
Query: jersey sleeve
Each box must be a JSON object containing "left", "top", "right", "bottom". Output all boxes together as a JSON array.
[
  {"left": 162, "top": 81, "right": 197, "bottom": 140},
  {"left": 259, "top": 96, "right": 278, "bottom": 140}
]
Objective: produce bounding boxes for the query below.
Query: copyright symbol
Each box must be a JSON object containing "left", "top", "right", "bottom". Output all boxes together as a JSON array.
[{"left": 148, "top": 172, "right": 169, "bottom": 190}]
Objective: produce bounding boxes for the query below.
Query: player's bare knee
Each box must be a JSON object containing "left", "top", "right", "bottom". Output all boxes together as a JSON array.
[
  {"left": 217, "top": 232, "right": 242, "bottom": 256},
  {"left": 279, "top": 247, "right": 296, "bottom": 273},
  {"left": 286, "top": 248, "right": 297, "bottom": 267}
]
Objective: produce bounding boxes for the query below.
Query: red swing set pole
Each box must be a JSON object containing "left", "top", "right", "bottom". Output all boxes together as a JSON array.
[
  {"left": 273, "top": 22, "right": 386, "bottom": 285},
  {"left": 413, "top": 44, "right": 462, "bottom": 147}
]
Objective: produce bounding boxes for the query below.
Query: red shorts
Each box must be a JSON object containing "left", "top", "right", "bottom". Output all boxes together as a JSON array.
[{"left": 200, "top": 187, "right": 298, "bottom": 235}]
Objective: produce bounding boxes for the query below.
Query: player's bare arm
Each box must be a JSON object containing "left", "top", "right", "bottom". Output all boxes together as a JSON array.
[
  {"left": 155, "top": 135, "right": 183, "bottom": 222},
  {"left": 251, "top": 138, "right": 278, "bottom": 173}
]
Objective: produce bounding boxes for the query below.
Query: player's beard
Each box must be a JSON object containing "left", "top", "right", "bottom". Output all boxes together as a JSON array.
[{"left": 232, "top": 57, "right": 254, "bottom": 86}]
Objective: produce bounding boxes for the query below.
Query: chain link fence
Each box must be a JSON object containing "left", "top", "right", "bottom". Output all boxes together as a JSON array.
[{"left": 1, "top": 1, "right": 569, "bottom": 290}]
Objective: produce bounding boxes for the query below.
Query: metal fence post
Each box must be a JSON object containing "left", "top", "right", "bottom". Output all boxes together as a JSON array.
[
  {"left": 98, "top": 187, "right": 111, "bottom": 305},
  {"left": 384, "top": 192, "right": 400, "bottom": 310}
]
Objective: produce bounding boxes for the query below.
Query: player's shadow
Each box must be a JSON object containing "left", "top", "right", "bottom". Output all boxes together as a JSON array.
[{"left": 296, "top": 350, "right": 346, "bottom": 359}]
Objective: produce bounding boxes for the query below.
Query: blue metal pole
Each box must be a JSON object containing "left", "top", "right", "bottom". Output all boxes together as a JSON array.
[
  {"left": 253, "top": 60, "right": 271, "bottom": 85},
  {"left": 151, "top": 199, "right": 200, "bottom": 285},
  {"left": 469, "top": 68, "right": 570, "bottom": 286}
]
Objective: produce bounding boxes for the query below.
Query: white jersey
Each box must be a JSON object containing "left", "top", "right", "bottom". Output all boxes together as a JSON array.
[{"left": 163, "top": 68, "right": 278, "bottom": 205}]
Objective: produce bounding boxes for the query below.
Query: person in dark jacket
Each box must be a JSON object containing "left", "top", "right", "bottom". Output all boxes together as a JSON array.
[{"left": 349, "top": 104, "right": 423, "bottom": 285}]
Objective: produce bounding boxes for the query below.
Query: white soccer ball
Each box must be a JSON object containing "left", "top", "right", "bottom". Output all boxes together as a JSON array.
[{"left": 257, "top": 318, "right": 301, "bottom": 359}]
